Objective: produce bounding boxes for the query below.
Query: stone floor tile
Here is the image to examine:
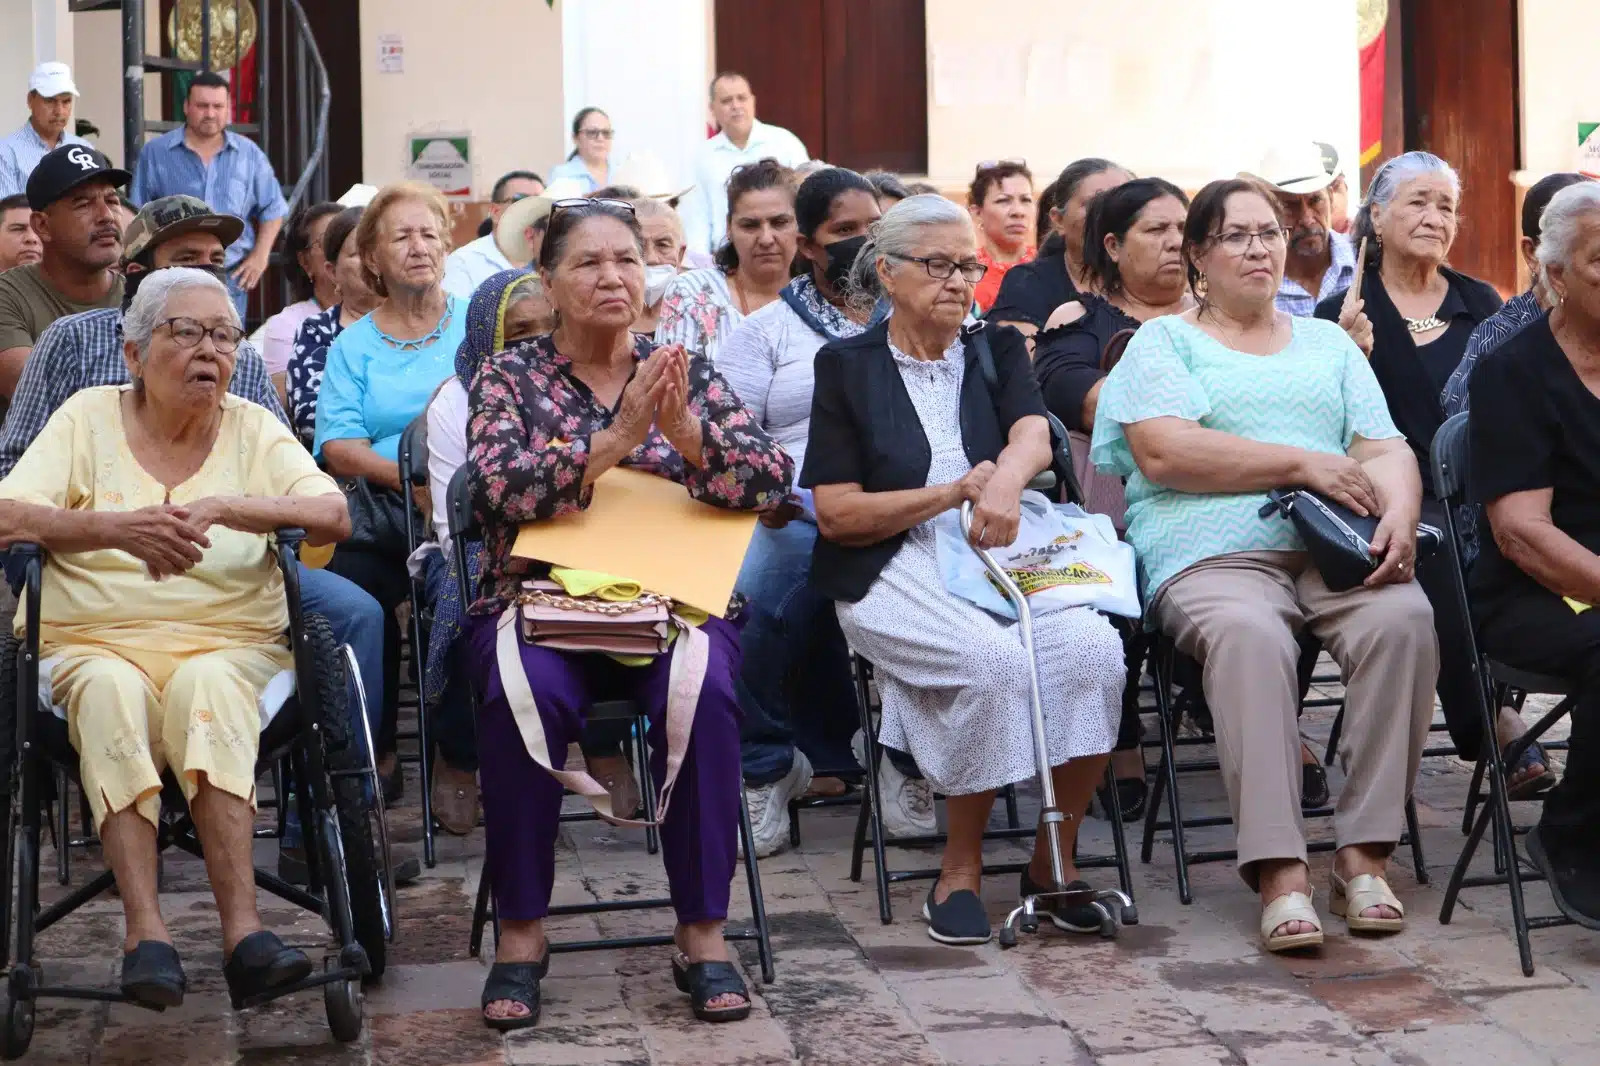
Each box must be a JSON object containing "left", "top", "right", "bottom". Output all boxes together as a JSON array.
[
  {"left": 1229, "top": 1038, "right": 1401, "bottom": 1065},
  {"left": 1096, "top": 1046, "right": 1242, "bottom": 1066},
  {"left": 1470, "top": 985, "right": 1600, "bottom": 1052},
  {"left": 504, "top": 1024, "right": 650, "bottom": 1066},
  {"left": 91, "top": 1017, "right": 234, "bottom": 1065},
  {"left": 368, "top": 1008, "right": 506, "bottom": 1066},
  {"left": 1308, "top": 971, "right": 1480, "bottom": 1033},
  {"left": 889, "top": 970, "right": 1057, "bottom": 1032},
  {"left": 366, "top": 961, "right": 489, "bottom": 1015},
  {"left": 1401, "top": 933, "right": 1574, "bottom": 992},
  {"left": 1375, "top": 1022, "right": 1553, "bottom": 1066},
  {"left": 927, "top": 1022, "right": 1093, "bottom": 1065}
]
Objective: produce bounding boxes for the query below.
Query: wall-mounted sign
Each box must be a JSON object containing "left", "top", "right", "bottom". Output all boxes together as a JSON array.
[
  {"left": 407, "top": 134, "right": 471, "bottom": 200},
  {"left": 1580, "top": 123, "right": 1600, "bottom": 179},
  {"left": 377, "top": 33, "right": 403, "bottom": 74}
]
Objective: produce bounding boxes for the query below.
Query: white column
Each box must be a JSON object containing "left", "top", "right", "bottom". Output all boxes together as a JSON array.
[{"left": 560, "top": 0, "right": 710, "bottom": 191}]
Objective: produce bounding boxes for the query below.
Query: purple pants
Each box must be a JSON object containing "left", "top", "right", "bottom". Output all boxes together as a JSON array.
[{"left": 462, "top": 613, "right": 745, "bottom": 924}]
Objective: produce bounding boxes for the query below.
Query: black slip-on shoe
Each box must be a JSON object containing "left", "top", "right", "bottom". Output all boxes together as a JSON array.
[{"left": 921, "top": 885, "right": 991, "bottom": 945}]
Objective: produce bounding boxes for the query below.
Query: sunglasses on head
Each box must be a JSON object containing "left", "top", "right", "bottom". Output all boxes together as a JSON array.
[
  {"left": 549, "top": 197, "right": 638, "bottom": 219},
  {"left": 974, "top": 157, "right": 1027, "bottom": 174}
]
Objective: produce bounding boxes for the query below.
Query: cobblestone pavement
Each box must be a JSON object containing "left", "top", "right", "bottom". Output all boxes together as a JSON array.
[{"left": 10, "top": 681, "right": 1598, "bottom": 1065}]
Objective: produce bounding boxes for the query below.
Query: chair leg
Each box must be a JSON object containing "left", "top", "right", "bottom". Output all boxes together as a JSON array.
[
  {"left": 849, "top": 789, "right": 869, "bottom": 884},
  {"left": 1102, "top": 765, "right": 1135, "bottom": 901},
  {"left": 1002, "top": 783, "right": 1020, "bottom": 829},
  {"left": 409, "top": 590, "right": 436, "bottom": 870},
  {"left": 637, "top": 719, "right": 659, "bottom": 857},
  {"left": 469, "top": 863, "right": 493, "bottom": 958},
  {"left": 1404, "top": 795, "right": 1428, "bottom": 885},
  {"left": 1462, "top": 754, "right": 1486, "bottom": 837},
  {"left": 1151, "top": 649, "right": 1193, "bottom": 904},
  {"left": 1324, "top": 704, "right": 1345, "bottom": 768},
  {"left": 1140, "top": 750, "right": 1165, "bottom": 864},
  {"left": 737, "top": 784, "right": 775, "bottom": 984},
  {"left": 52, "top": 769, "right": 67, "bottom": 886}
]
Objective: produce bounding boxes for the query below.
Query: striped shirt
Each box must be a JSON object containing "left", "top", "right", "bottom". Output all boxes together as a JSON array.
[
  {"left": 0, "top": 120, "right": 89, "bottom": 198},
  {"left": 129, "top": 129, "right": 288, "bottom": 269},
  {"left": 0, "top": 307, "right": 287, "bottom": 480},
  {"left": 1440, "top": 290, "right": 1543, "bottom": 417}
]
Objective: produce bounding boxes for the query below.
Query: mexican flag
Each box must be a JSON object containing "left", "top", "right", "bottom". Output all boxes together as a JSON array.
[{"left": 1358, "top": 0, "right": 1387, "bottom": 168}]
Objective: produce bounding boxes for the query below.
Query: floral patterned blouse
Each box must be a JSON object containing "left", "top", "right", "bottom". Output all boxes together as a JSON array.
[
  {"left": 654, "top": 268, "right": 743, "bottom": 363},
  {"left": 285, "top": 303, "right": 345, "bottom": 450},
  {"left": 466, "top": 332, "right": 795, "bottom": 615}
]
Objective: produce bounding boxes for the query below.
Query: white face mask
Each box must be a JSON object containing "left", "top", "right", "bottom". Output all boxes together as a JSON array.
[{"left": 643, "top": 263, "right": 677, "bottom": 305}]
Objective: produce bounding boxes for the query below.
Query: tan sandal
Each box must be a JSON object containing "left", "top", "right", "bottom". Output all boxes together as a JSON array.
[
  {"left": 1260, "top": 890, "right": 1324, "bottom": 953},
  {"left": 432, "top": 766, "right": 480, "bottom": 836},
  {"left": 1329, "top": 871, "right": 1404, "bottom": 934}
]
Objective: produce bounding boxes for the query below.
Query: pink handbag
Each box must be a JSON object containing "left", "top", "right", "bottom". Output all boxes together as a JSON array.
[
  {"left": 517, "top": 579, "right": 672, "bottom": 655},
  {"left": 1067, "top": 430, "right": 1128, "bottom": 532}
]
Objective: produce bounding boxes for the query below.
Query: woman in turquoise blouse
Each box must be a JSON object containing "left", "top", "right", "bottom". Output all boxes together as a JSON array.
[
  {"left": 1090, "top": 179, "right": 1438, "bottom": 956},
  {"left": 314, "top": 181, "right": 465, "bottom": 791}
]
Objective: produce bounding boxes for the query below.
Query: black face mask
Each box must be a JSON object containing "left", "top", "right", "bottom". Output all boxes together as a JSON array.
[
  {"left": 820, "top": 234, "right": 868, "bottom": 290},
  {"left": 121, "top": 262, "right": 231, "bottom": 309}
]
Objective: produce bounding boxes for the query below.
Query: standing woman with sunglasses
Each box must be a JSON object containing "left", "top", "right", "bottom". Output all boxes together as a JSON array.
[
  {"left": 713, "top": 167, "right": 928, "bottom": 857},
  {"left": 967, "top": 159, "right": 1037, "bottom": 313},
  {"left": 547, "top": 107, "right": 614, "bottom": 194},
  {"left": 1311, "top": 154, "right": 1529, "bottom": 795},
  {"left": 462, "top": 197, "right": 792, "bottom": 1029}
]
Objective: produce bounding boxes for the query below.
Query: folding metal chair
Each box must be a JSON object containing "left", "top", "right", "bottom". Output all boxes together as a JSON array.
[
  {"left": 397, "top": 415, "right": 438, "bottom": 867},
  {"left": 1429, "top": 411, "right": 1577, "bottom": 976},
  {"left": 443, "top": 468, "right": 773, "bottom": 981}
]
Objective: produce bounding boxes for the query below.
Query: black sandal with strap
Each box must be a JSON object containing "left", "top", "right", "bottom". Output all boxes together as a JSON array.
[
  {"left": 670, "top": 955, "right": 751, "bottom": 1023},
  {"left": 481, "top": 946, "right": 551, "bottom": 1031}
]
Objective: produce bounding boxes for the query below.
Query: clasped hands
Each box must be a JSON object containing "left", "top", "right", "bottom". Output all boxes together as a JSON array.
[
  {"left": 118, "top": 497, "right": 240, "bottom": 580},
  {"left": 609, "top": 343, "right": 702, "bottom": 458}
]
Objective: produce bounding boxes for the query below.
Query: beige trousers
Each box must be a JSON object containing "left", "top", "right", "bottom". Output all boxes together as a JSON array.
[
  {"left": 52, "top": 642, "right": 291, "bottom": 831},
  {"left": 1151, "top": 551, "right": 1438, "bottom": 887}
]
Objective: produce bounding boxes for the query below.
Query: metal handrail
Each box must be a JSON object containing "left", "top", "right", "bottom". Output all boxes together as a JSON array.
[{"left": 278, "top": 0, "right": 331, "bottom": 218}]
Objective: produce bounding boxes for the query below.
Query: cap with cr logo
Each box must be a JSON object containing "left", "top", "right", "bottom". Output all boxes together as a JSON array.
[
  {"left": 24, "top": 143, "right": 131, "bottom": 211},
  {"left": 121, "top": 195, "right": 244, "bottom": 267}
]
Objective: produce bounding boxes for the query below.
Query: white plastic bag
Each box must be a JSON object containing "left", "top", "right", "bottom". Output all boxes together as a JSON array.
[{"left": 934, "top": 491, "right": 1140, "bottom": 619}]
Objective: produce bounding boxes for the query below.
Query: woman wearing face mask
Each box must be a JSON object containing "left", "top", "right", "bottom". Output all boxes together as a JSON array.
[
  {"left": 656, "top": 158, "right": 798, "bottom": 362},
  {"left": 627, "top": 196, "right": 688, "bottom": 334},
  {"left": 988, "top": 158, "right": 1133, "bottom": 338},
  {"left": 967, "top": 160, "right": 1037, "bottom": 313},
  {"left": 714, "top": 167, "right": 939, "bottom": 855}
]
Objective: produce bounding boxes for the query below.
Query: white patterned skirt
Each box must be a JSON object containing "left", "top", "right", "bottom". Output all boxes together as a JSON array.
[{"left": 836, "top": 526, "right": 1125, "bottom": 797}]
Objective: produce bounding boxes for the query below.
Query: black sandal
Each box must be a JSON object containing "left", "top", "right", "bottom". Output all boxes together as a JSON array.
[
  {"left": 481, "top": 946, "right": 551, "bottom": 1032},
  {"left": 1301, "top": 762, "right": 1331, "bottom": 810},
  {"left": 120, "top": 940, "right": 186, "bottom": 1009},
  {"left": 1506, "top": 739, "right": 1558, "bottom": 800},
  {"left": 670, "top": 955, "right": 751, "bottom": 1023},
  {"left": 222, "top": 931, "right": 313, "bottom": 1006}
]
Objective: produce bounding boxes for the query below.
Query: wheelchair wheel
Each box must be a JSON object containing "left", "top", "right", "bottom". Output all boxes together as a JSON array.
[
  {"left": 322, "top": 958, "right": 364, "bottom": 1043},
  {"left": 2, "top": 989, "right": 33, "bottom": 1060},
  {"left": 303, "top": 617, "right": 387, "bottom": 981}
]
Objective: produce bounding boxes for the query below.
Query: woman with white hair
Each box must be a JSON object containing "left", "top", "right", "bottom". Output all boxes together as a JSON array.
[
  {"left": 0, "top": 267, "right": 351, "bottom": 1007},
  {"left": 1313, "top": 152, "right": 1529, "bottom": 792},
  {"left": 803, "top": 194, "right": 1125, "bottom": 946},
  {"left": 1469, "top": 180, "right": 1600, "bottom": 928}
]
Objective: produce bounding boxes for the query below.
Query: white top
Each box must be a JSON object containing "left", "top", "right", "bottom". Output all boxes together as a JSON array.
[
  {"left": 425, "top": 377, "right": 468, "bottom": 553},
  {"left": 443, "top": 234, "right": 516, "bottom": 301},
  {"left": 712, "top": 296, "right": 824, "bottom": 476},
  {"left": 260, "top": 298, "right": 321, "bottom": 376},
  {"left": 684, "top": 120, "right": 810, "bottom": 255}
]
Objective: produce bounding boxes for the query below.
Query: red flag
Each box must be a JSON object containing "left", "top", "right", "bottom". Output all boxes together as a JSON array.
[{"left": 1358, "top": 25, "right": 1385, "bottom": 166}]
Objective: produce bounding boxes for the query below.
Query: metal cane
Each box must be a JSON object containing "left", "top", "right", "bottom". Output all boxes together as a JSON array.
[{"left": 959, "top": 500, "right": 1135, "bottom": 945}]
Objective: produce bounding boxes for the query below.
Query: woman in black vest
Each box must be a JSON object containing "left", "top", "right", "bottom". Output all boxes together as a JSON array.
[
  {"left": 1314, "top": 152, "right": 1544, "bottom": 793},
  {"left": 803, "top": 194, "right": 1125, "bottom": 947}
]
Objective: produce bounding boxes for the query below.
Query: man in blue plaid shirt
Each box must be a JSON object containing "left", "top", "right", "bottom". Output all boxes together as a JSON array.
[{"left": 128, "top": 73, "right": 287, "bottom": 319}]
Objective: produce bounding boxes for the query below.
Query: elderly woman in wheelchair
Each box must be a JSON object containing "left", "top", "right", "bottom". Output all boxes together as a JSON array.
[{"left": 0, "top": 268, "right": 353, "bottom": 1011}]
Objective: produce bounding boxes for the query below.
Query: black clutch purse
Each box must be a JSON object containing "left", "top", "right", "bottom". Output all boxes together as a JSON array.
[{"left": 1259, "top": 489, "right": 1442, "bottom": 592}]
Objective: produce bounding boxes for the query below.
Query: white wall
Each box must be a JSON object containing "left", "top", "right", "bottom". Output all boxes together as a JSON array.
[
  {"left": 560, "top": 0, "right": 710, "bottom": 191},
  {"left": 71, "top": 9, "right": 123, "bottom": 165},
  {"left": 924, "top": 0, "right": 1359, "bottom": 191},
  {"left": 1, "top": 0, "right": 75, "bottom": 140},
  {"left": 358, "top": 0, "right": 565, "bottom": 194},
  {"left": 1519, "top": 0, "right": 1600, "bottom": 174}
]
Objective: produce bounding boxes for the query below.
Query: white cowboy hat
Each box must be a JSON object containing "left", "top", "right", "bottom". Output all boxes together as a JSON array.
[
  {"left": 495, "top": 194, "right": 555, "bottom": 264},
  {"left": 1244, "top": 142, "right": 1337, "bottom": 196},
  {"left": 336, "top": 183, "right": 379, "bottom": 207},
  {"left": 609, "top": 154, "right": 694, "bottom": 204}
]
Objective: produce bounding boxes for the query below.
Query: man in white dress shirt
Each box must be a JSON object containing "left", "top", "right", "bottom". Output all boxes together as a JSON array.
[
  {"left": 442, "top": 170, "right": 545, "bottom": 298},
  {"left": 0, "top": 64, "right": 90, "bottom": 199},
  {"left": 684, "top": 72, "right": 809, "bottom": 256}
]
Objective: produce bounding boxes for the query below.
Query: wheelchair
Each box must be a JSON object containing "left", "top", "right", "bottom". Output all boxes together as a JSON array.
[{"left": 0, "top": 531, "right": 390, "bottom": 1057}]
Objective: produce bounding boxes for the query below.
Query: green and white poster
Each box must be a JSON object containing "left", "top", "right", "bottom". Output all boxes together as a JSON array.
[
  {"left": 407, "top": 134, "right": 471, "bottom": 200},
  {"left": 1580, "top": 122, "right": 1600, "bottom": 179}
]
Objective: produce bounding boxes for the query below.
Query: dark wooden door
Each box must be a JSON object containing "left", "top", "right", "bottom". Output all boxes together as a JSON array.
[
  {"left": 715, "top": 0, "right": 927, "bottom": 174},
  {"left": 300, "top": 0, "right": 363, "bottom": 199},
  {"left": 1404, "top": 0, "right": 1519, "bottom": 292}
]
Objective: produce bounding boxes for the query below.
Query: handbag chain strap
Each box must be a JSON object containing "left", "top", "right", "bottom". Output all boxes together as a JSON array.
[{"left": 517, "top": 587, "right": 671, "bottom": 615}]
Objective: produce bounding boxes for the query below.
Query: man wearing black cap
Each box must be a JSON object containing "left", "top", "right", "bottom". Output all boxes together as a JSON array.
[{"left": 0, "top": 143, "right": 129, "bottom": 398}]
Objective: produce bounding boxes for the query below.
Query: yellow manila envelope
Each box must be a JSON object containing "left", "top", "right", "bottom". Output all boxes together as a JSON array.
[{"left": 510, "top": 467, "right": 759, "bottom": 617}]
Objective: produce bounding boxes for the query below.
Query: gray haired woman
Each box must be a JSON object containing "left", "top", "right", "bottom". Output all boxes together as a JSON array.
[
  {"left": 802, "top": 194, "right": 1125, "bottom": 947},
  {"left": 1469, "top": 179, "right": 1600, "bottom": 928},
  {"left": 1312, "top": 152, "right": 1529, "bottom": 794}
]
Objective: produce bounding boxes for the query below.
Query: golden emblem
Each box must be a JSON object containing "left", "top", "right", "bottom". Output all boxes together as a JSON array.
[
  {"left": 167, "top": 0, "right": 259, "bottom": 72},
  {"left": 1357, "top": 0, "right": 1388, "bottom": 50}
]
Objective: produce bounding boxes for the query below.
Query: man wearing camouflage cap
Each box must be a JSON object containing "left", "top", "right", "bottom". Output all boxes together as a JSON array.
[{"left": 0, "top": 194, "right": 422, "bottom": 888}]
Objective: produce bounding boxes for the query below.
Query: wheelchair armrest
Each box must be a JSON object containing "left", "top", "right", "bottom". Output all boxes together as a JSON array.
[{"left": 1026, "top": 471, "right": 1058, "bottom": 493}]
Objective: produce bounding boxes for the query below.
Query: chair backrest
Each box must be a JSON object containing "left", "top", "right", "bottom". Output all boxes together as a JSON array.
[
  {"left": 398, "top": 415, "right": 429, "bottom": 489},
  {"left": 446, "top": 465, "right": 477, "bottom": 546},
  {"left": 1430, "top": 410, "right": 1471, "bottom": 506}
]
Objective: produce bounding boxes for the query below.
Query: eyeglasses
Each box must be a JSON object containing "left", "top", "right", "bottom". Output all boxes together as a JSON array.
[
  {"left": 974, "top": 157, "right": 1027, "bottom": 173},
  {"left": 160, "top": 317, "right": 245, "bottom": 354},
  {"left": 892, "top": 254, "right": 988, "bottom": 283},
  {"left": 577, "top": 128, "right": 614, "bottom": 141},
  {"left": 1210, "top": 227, "right": 1288, "bottom": 256},
  {"left": 549, "top": 197, "right": 638, "bottom": 220}
]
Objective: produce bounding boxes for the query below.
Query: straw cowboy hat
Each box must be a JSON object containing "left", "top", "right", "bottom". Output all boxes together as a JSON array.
[
  {"left": 495, "top": 193, "right": 555, "bottom": 264},
  {"left": 1244, "top": 142, "right": 1338, "bottom": 196}
]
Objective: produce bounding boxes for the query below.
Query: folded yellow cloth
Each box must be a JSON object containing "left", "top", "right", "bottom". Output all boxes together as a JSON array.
[
  {"left": 1566, "top": 597, "right": 1591, "bottom": 615},
  {"left": 549, "top": 567, "right": 642, "bottom": 602}
]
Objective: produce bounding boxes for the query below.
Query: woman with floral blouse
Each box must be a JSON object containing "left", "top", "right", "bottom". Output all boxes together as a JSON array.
[{"left": 463, "top": 199, "right": 792, "bottom": 1031}]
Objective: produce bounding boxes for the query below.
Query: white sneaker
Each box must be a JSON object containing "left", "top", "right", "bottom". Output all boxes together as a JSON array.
[
  {"left": 741, "top": 750, "right": 814, "bottom": 859},
  {"left": 853, "top": 730, "right": 937, "bottom": 840}
]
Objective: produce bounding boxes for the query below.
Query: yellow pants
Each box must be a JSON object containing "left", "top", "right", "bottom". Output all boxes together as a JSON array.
[{"left": 50, "top": 642, "right": 293, "bottom": 831}]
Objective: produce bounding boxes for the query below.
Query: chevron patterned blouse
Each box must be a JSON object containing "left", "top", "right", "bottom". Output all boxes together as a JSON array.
[{"left": 1090, "top": 314, "right": 1402, "bottom": 603}]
